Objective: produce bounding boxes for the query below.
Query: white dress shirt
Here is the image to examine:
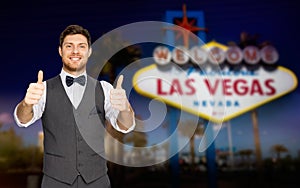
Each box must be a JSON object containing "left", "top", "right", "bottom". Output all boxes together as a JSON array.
[{"left": 14, "top": 69, "right": 135, "bottom": 133}]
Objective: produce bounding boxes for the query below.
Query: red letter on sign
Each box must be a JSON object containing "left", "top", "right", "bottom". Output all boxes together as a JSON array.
[
  {"left": 265, "top": 79, "right": 276, "bottom": 95},
  {"left": 223, "top": 79, "right": 232, "bottom": 95},
  {"left": 170, "top": 79, "right": 183, "bottom": 95},
  {"left": 185, "top": 78, "right": 196, "bottom": 95},
  {"left": 250, "top": 79, "right": 263, "bottom": 95},
  {"left": 234, "top": 79, "right": 248, "bottom": 95},
  {"left": 157, "top": 79, "right": 168, "bottom": 95},
  {"left": 204, "top": 79, "right": 219, "bottom": 95}
]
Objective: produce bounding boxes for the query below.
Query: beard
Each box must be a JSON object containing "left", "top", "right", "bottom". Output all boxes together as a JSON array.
[{"left": 63, "top": 61, "right": 86, "bottom": 74}]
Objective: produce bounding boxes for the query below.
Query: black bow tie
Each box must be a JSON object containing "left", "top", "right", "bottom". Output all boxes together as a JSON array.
[{"left": 66, "top": 75, "right": 86, "bottom": 87}]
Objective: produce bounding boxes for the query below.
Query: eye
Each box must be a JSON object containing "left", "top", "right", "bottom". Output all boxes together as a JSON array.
[{"left": 65, "top": 44, "right": 72, "bottom": 48}]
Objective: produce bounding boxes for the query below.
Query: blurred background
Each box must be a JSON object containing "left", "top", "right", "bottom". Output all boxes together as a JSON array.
[{"left": 1, "top": 0, "right": 300, "bottom": 187}]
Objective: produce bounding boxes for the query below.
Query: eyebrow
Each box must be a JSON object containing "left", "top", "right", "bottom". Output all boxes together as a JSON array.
[{"left": 63, "top": 42, "right": 88, "bottom": 46}]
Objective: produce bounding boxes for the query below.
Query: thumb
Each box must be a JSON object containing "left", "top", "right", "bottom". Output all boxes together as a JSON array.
[
  {"left": 116, "top": 75, "right": 124, "bottom": 89},
  {"left": 37, "top": 70, "right": 43, "bottom": 84}
]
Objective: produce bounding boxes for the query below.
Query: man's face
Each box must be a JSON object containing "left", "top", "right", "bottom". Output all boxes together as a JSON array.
[{"left": 59, "top": 34, "right": 91, "bottom": 75}]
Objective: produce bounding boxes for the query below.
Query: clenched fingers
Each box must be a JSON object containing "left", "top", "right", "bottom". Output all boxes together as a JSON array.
[
  {"left": 24, "top": 83, "right": 44, "bottom": 105},
  {"left": 110, "top": 88, "right": 129, "bottom": 111}
]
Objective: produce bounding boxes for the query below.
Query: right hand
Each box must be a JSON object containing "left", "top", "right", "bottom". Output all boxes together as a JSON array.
[{"left": 24, "top": 70, "right": 45, "bottom": 106}]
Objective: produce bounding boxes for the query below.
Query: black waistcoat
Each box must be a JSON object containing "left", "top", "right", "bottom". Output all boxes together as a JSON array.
[{"left": 41, "top": 75, "right": 107, "bottom": 184}]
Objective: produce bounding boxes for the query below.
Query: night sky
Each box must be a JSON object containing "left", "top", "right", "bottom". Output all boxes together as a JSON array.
[{"left": 1, "top": 0, "right": 300, "bottom": 159}]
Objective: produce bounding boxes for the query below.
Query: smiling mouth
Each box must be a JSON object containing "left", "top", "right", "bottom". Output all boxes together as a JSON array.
[{"left": 70, "top": 57, "right": 81, "bottom": 61}]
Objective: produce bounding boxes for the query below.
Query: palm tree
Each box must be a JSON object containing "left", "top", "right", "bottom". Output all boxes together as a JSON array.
[
  {"left": 178, "top": 120, "right": 204, "bottom": 166},
  {"left": 271, "top": 144, "right": 288, "bottom": 160},
  {"left": 238, "top": 149, "right": 253, "bottom": 168}
]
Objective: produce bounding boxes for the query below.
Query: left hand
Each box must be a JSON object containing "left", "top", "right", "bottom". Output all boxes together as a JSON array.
[{"left": 110, "top": 75, "right": 130, "bottom": 112}]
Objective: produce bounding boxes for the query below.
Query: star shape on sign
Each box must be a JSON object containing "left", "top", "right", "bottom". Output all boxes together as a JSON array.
[{"left": 164, "top": 4, "right": 208, "bottom": 48}]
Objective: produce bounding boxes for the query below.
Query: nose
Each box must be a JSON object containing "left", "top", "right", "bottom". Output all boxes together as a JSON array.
[{"left": 72, "top": 47, "right": 79, "bottom": 54}]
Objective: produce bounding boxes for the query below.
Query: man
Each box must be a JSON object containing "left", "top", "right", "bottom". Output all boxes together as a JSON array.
[{"left": 14, "top": 25, "right": 135, "bottom": 188}]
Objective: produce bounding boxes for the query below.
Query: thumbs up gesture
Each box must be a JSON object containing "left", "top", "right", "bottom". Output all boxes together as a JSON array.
[
  {"left": 110, "top": 75, "right": 130, "bottom": 112},
  {"left": 24, "top": 70, "right": 45, "bottom": 106}
]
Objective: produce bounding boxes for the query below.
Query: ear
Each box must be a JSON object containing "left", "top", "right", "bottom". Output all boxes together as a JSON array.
[
  {"left": 58, "top": 46, "right": 62, "bottom": 57},
  {"left": 88, "top": 47, "right": 92, "bottom": 57}
]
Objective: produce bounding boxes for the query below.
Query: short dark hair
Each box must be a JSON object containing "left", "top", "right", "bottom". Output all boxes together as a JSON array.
[{"left": 59, "top": 25, "right": 91, "bottom": 48}]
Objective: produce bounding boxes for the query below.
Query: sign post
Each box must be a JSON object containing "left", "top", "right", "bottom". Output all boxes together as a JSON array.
[
  {"left": 251, "top": 109, "right": 262, "bottom": 168},
  {"left": 169, "top": 107, "right": 180, "bottom": 188}
]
